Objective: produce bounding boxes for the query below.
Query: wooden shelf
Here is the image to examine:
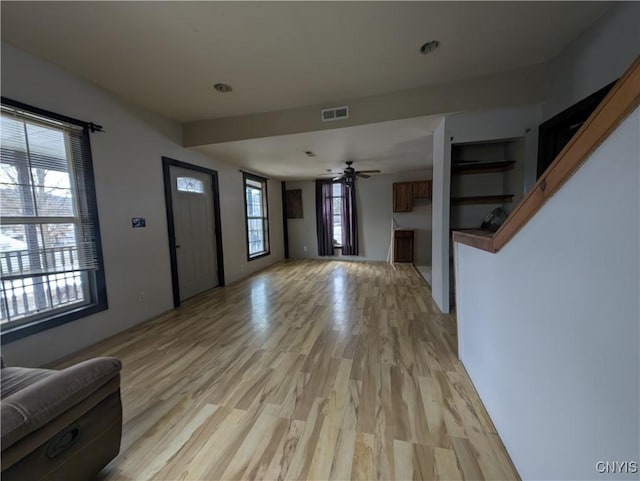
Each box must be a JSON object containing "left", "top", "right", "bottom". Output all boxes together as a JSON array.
[
  {"left": 451, "top": 194, "right": 514, "bottom": 206},
  {"left": 451, "top": 160, "right": 516, "bottom": 175}
]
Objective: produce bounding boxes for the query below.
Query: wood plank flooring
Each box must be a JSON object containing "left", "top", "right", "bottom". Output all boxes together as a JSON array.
[{"left": 59, "top": 260, "right": 519, "bottom": 481}]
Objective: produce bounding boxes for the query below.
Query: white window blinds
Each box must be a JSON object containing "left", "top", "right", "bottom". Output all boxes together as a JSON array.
[{"left": 0, "top": 105, "right": 101, "bottom": 281}]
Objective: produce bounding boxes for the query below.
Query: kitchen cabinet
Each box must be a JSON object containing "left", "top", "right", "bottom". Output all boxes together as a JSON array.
[
  {"left": 393, "top": 180, "right": 431, "bottom": 212},
  {"left": 394, "top": 229, "right": 414, "bottom": 263},
  {"left": 412, "top": 180, "right": 431, "bottom": 199},
  {"left": 393, "top": 182, "right": 413, "bottom": 212}
]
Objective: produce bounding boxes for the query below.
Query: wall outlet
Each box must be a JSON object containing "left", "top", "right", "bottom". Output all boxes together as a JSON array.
[
  {"left": 138, "top": 291, "right": 145, "bottom": 303},
  {"left": 303, "top": 246, "right": 307, "bottom": 252}
]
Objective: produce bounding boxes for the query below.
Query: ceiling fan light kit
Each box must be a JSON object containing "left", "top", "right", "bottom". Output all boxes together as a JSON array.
[{"left": 329, "top": 160, "right": 381, "bottom": 183}]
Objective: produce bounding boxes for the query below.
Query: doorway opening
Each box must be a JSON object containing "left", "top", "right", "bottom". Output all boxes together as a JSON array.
[{"left": 162, "top": 157, "right": 225, "bottom": 307}]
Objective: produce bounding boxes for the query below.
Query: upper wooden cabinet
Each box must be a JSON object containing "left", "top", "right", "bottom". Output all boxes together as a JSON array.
[
  {"left": 393, "top": 182, "right": 413, "bottom": 212},
  {"left": 412, "top": 180, "right": 431, "bottom": 199},
  {"left": 393, "top": 180, "right": 431, "bottom": 212}
]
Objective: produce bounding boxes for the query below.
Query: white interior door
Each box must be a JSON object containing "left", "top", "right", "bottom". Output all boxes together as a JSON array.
[{"left": 170, "top": 166, "right": 218, "bottom": 300}]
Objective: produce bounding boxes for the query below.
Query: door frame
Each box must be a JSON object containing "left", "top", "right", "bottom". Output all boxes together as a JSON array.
[{"left": 162, "top": 156, "right": 225, "bottom": 307}]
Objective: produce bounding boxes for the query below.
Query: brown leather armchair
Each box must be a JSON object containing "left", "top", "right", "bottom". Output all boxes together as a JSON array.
[{"left": 1, "top": 355, "right": 123, "bottom": 481}]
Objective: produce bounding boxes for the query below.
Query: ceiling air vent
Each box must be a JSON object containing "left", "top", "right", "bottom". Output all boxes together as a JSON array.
[{"left": 321, "top": 105, "right": 349, "bottom": 122}]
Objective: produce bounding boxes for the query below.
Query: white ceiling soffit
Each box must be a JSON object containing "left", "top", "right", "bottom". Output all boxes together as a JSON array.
[
  {"left": 195, "top": 115, "right": 442, "bottom": 180},
  {"left": 1, "top": 2, "right": 612, "bottom": 123}
]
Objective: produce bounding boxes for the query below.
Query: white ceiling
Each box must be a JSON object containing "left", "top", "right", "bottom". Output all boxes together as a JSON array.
[
  {"left": 1, "top": 2, "right": 613, "bottom": 179},
  {"left": 195, "top": 115, "right": 443, "bottom": 180},
  {"left": 1, "top": 1, "right": 611, "bottom": 123}
]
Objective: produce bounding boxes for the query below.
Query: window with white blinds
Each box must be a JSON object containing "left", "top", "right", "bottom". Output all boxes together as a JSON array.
[{"left": 0, "top": 99, "right": 107, "bottom": 340}]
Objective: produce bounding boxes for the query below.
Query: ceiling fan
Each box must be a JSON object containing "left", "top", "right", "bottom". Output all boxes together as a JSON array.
[{"left": 330, "top": 161, "right": 381, "bottom": 182}]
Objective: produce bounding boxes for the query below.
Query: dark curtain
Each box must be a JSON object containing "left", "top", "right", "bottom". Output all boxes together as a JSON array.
[
  {"left": 342, "top": 181, "right": 359, "bottom": 256},
  {"left": 315, "top": 180, "right": 334, "bottom": 256}
]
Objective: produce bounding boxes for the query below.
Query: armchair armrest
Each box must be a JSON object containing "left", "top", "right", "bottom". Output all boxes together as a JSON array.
[{"left": 1, "top": 357, "right": 121, "bottom": 450}]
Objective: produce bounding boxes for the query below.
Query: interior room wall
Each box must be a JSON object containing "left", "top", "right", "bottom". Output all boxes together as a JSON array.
[
  {"left": 431, "top": 105, "right": 540, "bottom": 314},
  {"left": 543, "top": 1, "right": 639, "bottom": 121},
  {"left": 454, "top": 107, "right": 639, "bottom": 481},
  {"left": 286, "top": 169, "right": 432, "bottom": 264},
  {"left": 1, "top": 42, "right": 284, "bottom": 366},
  {"left": 430, "top": 119, "right": 450, "bottom": 313},
  {"left": 446, "top": 105, "right": 542, "bottom": 193},
  {"left": 503, "top": 139, "right": 526, "bottom": 211}
]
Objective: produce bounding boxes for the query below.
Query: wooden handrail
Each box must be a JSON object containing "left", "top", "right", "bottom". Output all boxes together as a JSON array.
[{"left": 453, "top": 55, "right": 640, "bottom": 253}]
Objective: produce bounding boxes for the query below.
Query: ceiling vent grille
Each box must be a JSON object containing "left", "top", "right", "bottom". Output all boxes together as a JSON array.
[{"left": 321, "top": 105, "right": 349, "bottom": 122}]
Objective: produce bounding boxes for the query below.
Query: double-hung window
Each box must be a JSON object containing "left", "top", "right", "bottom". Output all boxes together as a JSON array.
[
  {"left": 0, "top": 99, "right": 107, "bottom": 341},
  {"left": 243, "top": 173, "right": 270, "bottom": 260}
]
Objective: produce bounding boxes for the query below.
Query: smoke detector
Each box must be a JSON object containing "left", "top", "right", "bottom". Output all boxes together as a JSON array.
[
  {"left": 420, "top": 40, "right": 440, "bottom": 55},
  {"left": 214, "top": 83, "right": 233, "bottom": 93}
]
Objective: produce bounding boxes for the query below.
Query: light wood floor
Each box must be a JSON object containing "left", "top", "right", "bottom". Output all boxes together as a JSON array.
[{"left": 61, "top": 260, "right": 519, "bottom": 481}]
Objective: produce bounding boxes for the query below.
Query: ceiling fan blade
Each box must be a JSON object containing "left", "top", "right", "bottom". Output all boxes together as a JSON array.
[
  {"left": 356, "top": 173, "right": 370, "bottom": 179},
  {"left": 355, "top": 169, "right": 381, "bottom": 174},
  {"left": 332, "top": 175, "right": 344, "bottom": 181}
]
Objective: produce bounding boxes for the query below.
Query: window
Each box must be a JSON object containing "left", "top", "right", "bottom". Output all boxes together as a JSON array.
[
  {"left": 331, "top": 182, "right": 344, "bottom": 246},
  {"left": 243, "top": 173, "right": 269, "bottom": 260},
  {"left": 316, "top": 179, "right": 358, "bottom": 257},
  {"left": 0, "top": 99, "right": 107, "bottom": 341},
  {"left": 176, "top": 176, "right": 204, "bottom": 193}
]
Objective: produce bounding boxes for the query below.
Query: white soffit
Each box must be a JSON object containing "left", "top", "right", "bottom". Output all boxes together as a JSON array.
[{"left": 195, "top": 115, "right": 442, "bottom": 180}]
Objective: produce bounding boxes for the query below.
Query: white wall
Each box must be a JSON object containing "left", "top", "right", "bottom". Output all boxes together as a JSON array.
[
  {"left": 455, "top": 108, "right": 639, "bottom": 480},
  {"left": 431, "top": 119, "right": 450, "bottom": 313},
  {"left": 1, "top": 42, "right": 284, "bottom": 366},
  {"left": 431, "top": 106, "right": 541, "bottom": 313},
  {"left": 286, "top": 170, "right": 432, "bottom": 264},
  {"left": 543, "top": 2, "right": 640, "bottom": 120},
  {"left": 447, "top": 105, "right": 542, "bottom": 193}
]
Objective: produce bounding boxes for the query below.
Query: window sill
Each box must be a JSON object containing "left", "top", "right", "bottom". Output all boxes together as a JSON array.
[
  {"left": 248, "top": 250, "right": 271, "bottom": 262},
  {"left": 1, "top": 301, "right": 108, "bottom": 344}
]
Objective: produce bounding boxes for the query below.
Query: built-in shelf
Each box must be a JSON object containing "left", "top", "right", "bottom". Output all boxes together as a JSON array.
[
  {"left": 451, "top": 160, "right": 516, "bottom": 175},
  {"left": 451, "top": 194, "right": 514, "bottom": 206},
  {"left": 450, "top": 226, "right": 494, "bottom": 231}
]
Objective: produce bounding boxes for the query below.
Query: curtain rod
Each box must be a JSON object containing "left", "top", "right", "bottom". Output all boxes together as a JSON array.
[{"left": 1, "top": 96, "right": 104, "bottom": 133}]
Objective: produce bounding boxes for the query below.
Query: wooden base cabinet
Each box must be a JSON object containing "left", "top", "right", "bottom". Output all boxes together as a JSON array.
[{"left": 394, "top": 229, "right": 414, "bottom": 263}]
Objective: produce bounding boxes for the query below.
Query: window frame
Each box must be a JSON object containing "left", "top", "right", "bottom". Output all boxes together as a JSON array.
[
  {"left": 331, "top": 182, "right": 344, "bottom": 248},
  {"left": 176, "top": 176, "right": 205, "bottom": 194},
  {"left": 242, "top": 172, "right": 270, "bottom": 261},
  {"left": 0, "top": 97, "right": 107, "bottom": 344}
]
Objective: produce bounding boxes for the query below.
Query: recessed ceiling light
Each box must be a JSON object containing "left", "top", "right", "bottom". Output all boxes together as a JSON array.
[
  {"left": 420, "top": 40, "right": 440, "bottom": 55},
  {"left": 214, "top": 83, "right": 233, "bottom": 93}
]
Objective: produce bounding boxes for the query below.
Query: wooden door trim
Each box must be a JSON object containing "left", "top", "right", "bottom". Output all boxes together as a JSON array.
[
  {"left": 162, "top": 157, "right": 225, "bottom": 307},
  {"left": 281, "top": 181, "right": 290, "bottom": 259}
]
